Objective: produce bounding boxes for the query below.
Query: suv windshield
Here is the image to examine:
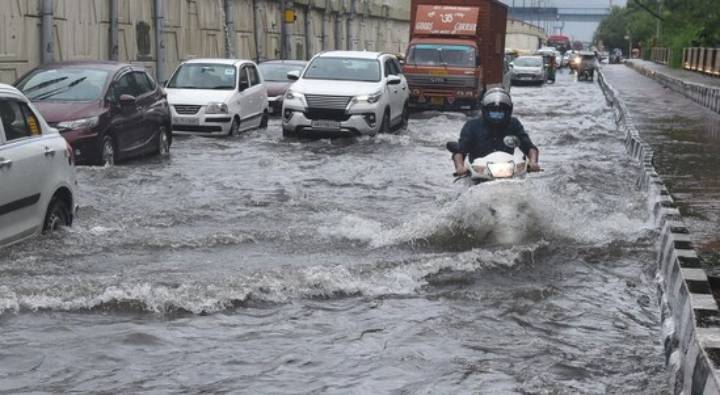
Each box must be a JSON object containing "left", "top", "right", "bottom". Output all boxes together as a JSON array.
[
  {"left": 167, "top": 64, "right": 237, "bottom": 90},
  {"left": 304, "top": 58, "right": 380, "bottom": 82},
  {"left": 514, "top": 57, "right": 542, "bottom": 67},
  {"left": 259, "top": 63, "right": 306, "bottom": 81},
  {"left": 17, "top": 68, "right": 110, "bottom": 101},
  {"left": 407, "top": 44, "right": 476, "bottom": 68}
]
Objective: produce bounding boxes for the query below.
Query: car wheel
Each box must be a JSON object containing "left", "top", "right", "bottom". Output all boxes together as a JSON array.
[
  {"left": 282, "top": 126, "right": 297, "bottom": 138},
  {"left": 43, "top": 197, "right": 70, "bottom": 233},
  {"left": 229, "top": 117, "right": 240, "bottom": 136},
  {"left": 101, "top": 135, "right": 116, "bottom": 167},
  {"left": 259, "top": 112, "right": 269, "bottom": 130},
  {"left": 379, "top": 109, "right": 390, "bottom": 134},
  {"left": 400, "top": 103, "right": 410, "bottom": 130},
  {"left": 157, "top": 126, "right": 170, "bottom": 157}
]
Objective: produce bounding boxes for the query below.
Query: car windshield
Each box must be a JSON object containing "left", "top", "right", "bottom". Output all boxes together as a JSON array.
[
  {"left": 407, "top": 44, "right": 476, "bottom": 68},
  {"left": 303, "top": 58, "right": 380, "bottom": 82},
  {"left": 259, "top": 63, "right": 306, "bottom": 81},
  {"left": 514, "top": 57, "right": 542, "bottom": 67},
  {"left": 167, "top": 64, "right": 237, "bottom": 90},
  {"left": 17, "top": 68, "right": 110, "bottom": 101}
]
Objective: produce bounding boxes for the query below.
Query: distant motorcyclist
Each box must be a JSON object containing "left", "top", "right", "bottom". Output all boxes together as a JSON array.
[{"left": 448, "top": 88, "right": 540, "bottom": 176}]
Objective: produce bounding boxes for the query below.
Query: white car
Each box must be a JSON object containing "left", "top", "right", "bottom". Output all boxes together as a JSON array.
[
  {"left": 165, "top": 59, "right": 269, "bottom": 136},
  {"left": 282, "top": 51, "right": 409, "bottom": 137},
  {"left": 510, "top": 56, "right": 546, "bottom": 85},
  {"left": 0, "top": 84, "right": 76, "bottom": 248}
]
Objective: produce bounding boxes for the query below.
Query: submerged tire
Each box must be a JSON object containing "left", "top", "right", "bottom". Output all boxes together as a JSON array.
[{"left": 43, "top": 197, "right": 71, "bottom": 233}]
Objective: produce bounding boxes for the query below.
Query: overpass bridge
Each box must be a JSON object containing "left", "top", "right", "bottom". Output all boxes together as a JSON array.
[{"left": 510, "top": 7, "right": 611, "bottom": 23}]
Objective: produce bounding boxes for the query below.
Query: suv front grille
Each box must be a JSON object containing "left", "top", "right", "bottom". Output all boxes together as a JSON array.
[
  {"left": 174, "top": 105, "right": 201, "bottom": 115},
  {"left": 305, "top": 95, "right": 351, "bottom": 110},
  {"left": 305, "top": 108, "right": 351, "bottom": 121}
]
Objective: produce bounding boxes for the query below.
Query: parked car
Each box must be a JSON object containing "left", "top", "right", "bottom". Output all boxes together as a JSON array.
[
  {"left": 510, "top": 56, "right": 546, "bottom": 86},
  {"left": 15, "top": 61, "right": 171, "bottom": 166},
  {"left": 258, "top": 60, "right": 307, "bottom": 115},
  {"left": 165, "top": 59, "right": 268, "bottom": 136},
  {"left": 282, "top": 51, "right": 409, "bottom": 138},
  {"left": 0, "top": 84, "right": 76, "bottom": 248}
]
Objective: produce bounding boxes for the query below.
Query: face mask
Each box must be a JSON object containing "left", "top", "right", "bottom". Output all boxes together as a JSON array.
[{"left": 487, "top": 111, "right": 505, "bottom": 121}]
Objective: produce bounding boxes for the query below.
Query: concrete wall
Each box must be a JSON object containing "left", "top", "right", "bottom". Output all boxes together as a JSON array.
[
  {"left": 505, "top": 18, "right": 545, "bottom": 53},
  {"left": 0, "top": 0, "right": 411, "bottom": 84}
]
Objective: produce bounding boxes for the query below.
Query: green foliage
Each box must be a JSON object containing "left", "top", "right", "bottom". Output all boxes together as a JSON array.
[{"left": 594, "top": 0, "right": 720, "bottom": 68}]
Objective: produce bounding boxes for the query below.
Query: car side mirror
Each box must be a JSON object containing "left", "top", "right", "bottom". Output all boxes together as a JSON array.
[
  {"left": 509, "top": 63, "right": 514, "bottom": 68},
  {"left": 287, "top": 70, "right": 300, "bottom": 81},
  {"left": 387, "top": 76, "right": 402, "bottom": 85},
  {"left": 239, "top": 81, "right": 249, "bottom": 92},
  {"left": 119, "top": 94, "right": 136, "bottom": 108}
]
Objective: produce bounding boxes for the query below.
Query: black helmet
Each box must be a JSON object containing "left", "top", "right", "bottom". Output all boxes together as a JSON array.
[{"left": 481, "top": 88, "right": 513, "bottom": 126}]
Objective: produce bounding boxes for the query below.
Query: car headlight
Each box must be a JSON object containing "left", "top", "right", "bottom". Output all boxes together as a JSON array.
[
  {"left": 487, "top": 162, "right": 516, "bottom": 178},
  {"left": 285, "top": 89, "right": 305, "bottom": 101},
  {"left": 205, "top": 102, "right": 228, "bottom": 114},
  {"left": 354, "top": 90, "right": 383, "bottom": 104},
  {"left": 56, "top": 116, "right": 100, "bottom": 131}
]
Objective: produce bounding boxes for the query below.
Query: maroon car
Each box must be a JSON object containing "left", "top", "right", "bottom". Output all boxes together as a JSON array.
[
  {"left": 258, "top": 60, "right": 307, "bottom": 115},
  {"left": 15, "top": 61, "right": 172, "bottom": 166}
]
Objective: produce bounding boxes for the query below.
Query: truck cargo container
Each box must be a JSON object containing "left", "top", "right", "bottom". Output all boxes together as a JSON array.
[{"left": 404, "top": 0, "right": 509, "bottom": 110}]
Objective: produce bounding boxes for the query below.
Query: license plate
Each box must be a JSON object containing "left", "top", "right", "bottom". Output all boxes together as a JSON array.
[
  {"left": 173, "top": 117, "right": 199, "bottom": 126},
  {"left": 431, "top": 97, "right": 444, "bottom": 106},
  {"left": 430, "top": 70, "right": 448, "bottom": 76},
  {"left": 311, "top": 120, "right": 341, "bottom": 131}
]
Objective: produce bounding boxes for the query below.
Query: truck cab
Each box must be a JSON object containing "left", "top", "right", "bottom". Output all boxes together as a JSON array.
[{"left": 403, "top": 0, "right": 508, "bottom": 111}]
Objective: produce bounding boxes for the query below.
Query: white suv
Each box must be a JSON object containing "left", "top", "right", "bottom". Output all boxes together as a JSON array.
[
  {"left": 282, "top": 51, "right": 409, "bottom": 137},
  {"left": 0, "top": 84, "right": 76, "bottom": 248},
  {"left": 165, "top": 59, "right": 269, "bottom": 136}
]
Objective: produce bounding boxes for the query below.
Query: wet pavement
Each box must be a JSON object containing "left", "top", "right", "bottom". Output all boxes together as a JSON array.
[
  {"left": 0, "top": 70, "right": 668, "bottom": 393},
  {"left": 601, "top": 64, "right": 720, "bottom": 271},
  {"left": 627, "top": 60, "right": 720, "bottom": 88}
]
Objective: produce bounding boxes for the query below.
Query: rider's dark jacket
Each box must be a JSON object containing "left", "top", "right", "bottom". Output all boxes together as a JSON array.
[{"left": 457, "top": 116, "right": 537, "bottom": 162}]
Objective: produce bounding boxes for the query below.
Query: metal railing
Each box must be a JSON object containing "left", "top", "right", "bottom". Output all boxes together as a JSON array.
[
  {"left": 683, "top": 47, "right": 720, "bottom": 76},
  {"left": 651, "top": 47, "right": 671, "bottom": 65}
]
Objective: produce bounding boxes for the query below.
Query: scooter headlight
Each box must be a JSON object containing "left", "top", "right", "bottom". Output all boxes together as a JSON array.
[{"left": 487, "top": 161, "right": 516, "bottom": 178}]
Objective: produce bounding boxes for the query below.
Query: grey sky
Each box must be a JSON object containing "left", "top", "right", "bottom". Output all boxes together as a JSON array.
[{"left": 500, "top": 0, "right": 628, "bottom": 42}]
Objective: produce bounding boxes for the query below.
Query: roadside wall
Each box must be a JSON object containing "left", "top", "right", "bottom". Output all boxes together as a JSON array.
[
  {"left": 0, "top": 0, "right": 411, "bottom": 84},
  {"left": 598, "top": 67, "right": 720, "bottom": 395},
  {"left": 626, "top": 60, "right": 720, "bottom": 115},
  {"left": 505, "top": 19, "right": 545, "bottom": 53}
]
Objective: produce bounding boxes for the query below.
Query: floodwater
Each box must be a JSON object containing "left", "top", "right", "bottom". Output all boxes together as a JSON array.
[{"left": 0, "top": 71, "right": 668, "bottom": 393}]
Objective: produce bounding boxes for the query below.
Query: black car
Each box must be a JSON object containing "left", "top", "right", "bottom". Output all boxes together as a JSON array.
[{"left": 15, "top": 61, "right": 172, "bottom": 165}]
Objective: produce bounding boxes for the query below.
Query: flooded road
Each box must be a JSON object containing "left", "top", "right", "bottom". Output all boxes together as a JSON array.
[{"left": 0, "top": 71, "right": 668, "bottom": 393}]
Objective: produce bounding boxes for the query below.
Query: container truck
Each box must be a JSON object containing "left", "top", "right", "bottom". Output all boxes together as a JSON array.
[{"left": 403, "top": 0, "right": 509, "bottom": 110}]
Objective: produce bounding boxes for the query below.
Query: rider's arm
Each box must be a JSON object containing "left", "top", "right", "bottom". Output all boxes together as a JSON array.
[
  {"left": 453, "top": 122, "right": 474, "bottom": 175},
  {"left": 512, "top": 119, "right": 541, "bottom": 171}
]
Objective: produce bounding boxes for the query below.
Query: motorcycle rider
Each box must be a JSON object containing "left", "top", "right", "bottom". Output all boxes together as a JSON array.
[{"left": 449, "top": 88, "right": 540, "bottom": 176}]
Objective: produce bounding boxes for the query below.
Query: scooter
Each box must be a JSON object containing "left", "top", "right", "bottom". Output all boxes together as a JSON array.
[{"left": 448, "top": 136, "right": 528, "bottom": 185}]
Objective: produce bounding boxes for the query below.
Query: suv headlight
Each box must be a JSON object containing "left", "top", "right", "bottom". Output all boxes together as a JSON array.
[
  {"left": 354, "top": 90, "right": 383, "bottom": 104},
  {"left": 206, "top": 102, "right": 228, "bottom": 114},
  {"left": 57, "top": 116, "right": 100, "bottom": 131},
  {"left": 285, "top": 89, "right": 305, "bottom": 101}
]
